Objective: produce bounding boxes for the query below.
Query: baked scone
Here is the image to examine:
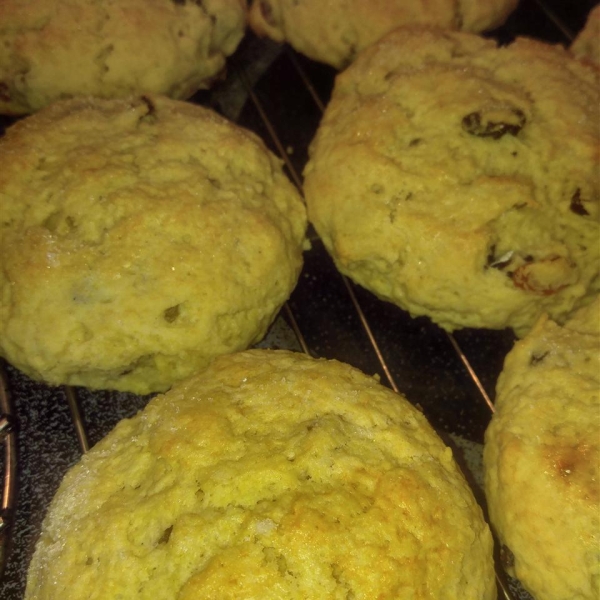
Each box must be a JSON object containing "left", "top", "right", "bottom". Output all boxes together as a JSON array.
[
  {"left": 0, "top": 96, "right": 307, "bottom": 394},
  {"left": 571, "top": 4, "right": 600, "bottom": 67},
  {"left": 484, "top": 297, "right": 600, "bottom": 600},
  {"left": 248, "top": 0, "right": 519, "bottom": 68},
  {"left": 25, "top": 349, "right": 496, "bottom": 600},
  {"left": 303, "top": 27, "right": 600, "bottom": 336},
  {"left": 0, "top": 0, "right": 247, "bottom": 115}
]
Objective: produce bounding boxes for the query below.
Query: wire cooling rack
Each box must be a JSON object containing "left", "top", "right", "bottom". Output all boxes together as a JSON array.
[{"left": 0, "top": 0, "right": 597, "bottom": 597}]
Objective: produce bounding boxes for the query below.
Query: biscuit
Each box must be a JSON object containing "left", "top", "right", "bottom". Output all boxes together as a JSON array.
[
  {"left": 483, "top": 297, "right": 600, "bottom": 600},
  {"left": 0, "top": 96, "right": 307, "bottom": 394},
  {"left": 248, "top": 0, "right": 518, "bottom": 68},
  {"left": 303, "top": 27, "right": 600, "bottom": 336},
  {"left": 571, "top": 4, "right": 600, "bottom": 67},
  {"left": 25, "top": 349, "right": 496, "bottom": 600},
  {"left": 0, "top": 0, "right": 247, "bottom": 115}
]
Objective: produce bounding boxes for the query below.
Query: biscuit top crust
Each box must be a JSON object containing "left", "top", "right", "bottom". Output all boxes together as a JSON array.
[
  {"left": 25, "top": 349, "right": 495, "bottom": 599},
  {"left": 0, "top": 96, "right": 307, "bottom": 393},
  {"left": 0, "top": 0, "right": 247, "bottom": 114},
  {"left": 571, "top": 4, "right": 600, "bottom": 67},
  {"left": 304, "top": 27, "right": 600, "bottom": 335},
  {"left": 484, "top": 297, "right": 600, "bottom": 600},
  {"left": 248, "top": 0, "right": 518, "bottom": 68}
]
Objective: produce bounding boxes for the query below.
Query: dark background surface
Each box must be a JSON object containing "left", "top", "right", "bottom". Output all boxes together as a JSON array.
[{"left": 0, "top": 0, "right": 597, "bottom": 597}]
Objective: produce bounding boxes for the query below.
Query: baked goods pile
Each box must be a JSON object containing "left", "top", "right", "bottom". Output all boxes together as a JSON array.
[
  {"left": 304, "top": 27, "right": 599, "bottom": 336},
  {"left": 0, "top": 1, "right": 598, "bottom": 598},
  {"left": 0, "top": 95, "right": 307, "bottom": 394},
  {"left": 0, "top": 0, "right": 247, "bottom": 114},
  {"left": 484, "top": 298, "right": 600, "bottom": 600},
  {"left": 25, "top": 350, "right": 496, "bottom": 600}
]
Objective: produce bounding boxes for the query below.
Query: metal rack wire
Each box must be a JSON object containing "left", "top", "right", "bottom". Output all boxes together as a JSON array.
[{"left": 0, "top": 0, "right": 595, "bottom": 597}]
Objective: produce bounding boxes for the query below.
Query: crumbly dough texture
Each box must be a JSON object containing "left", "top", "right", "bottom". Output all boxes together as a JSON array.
[
  {"left": 0, "top": 0, "right": 247, "bottom": 115},
  {"left": 25, "top": 349, "right": 496, "bottom": 600},
  {"left": 571, "top": 4, "right": 600, "bottom": 67},
  {"left": 0, "top": 96, "right": 307, "bottom": 394},
  {"left": 304, "top": 27, "right": 600, "bottom": 336},
  {"left": 484, "top": 297, "right": 600, "bottom": 600},
  {"left": 248, "top": 0, "right": 518, "bottom": 68}
]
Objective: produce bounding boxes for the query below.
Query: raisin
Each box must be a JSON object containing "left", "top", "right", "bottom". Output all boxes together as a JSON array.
[
  {"left": 530, "top": 351, "right": 549, "bottom": 365},
  {"left": 259, "top": 0, "right": 277, "bottom": 26},
  {"left": 462, "top": 108, "right": 526, "bottom": 139},
  {"left": 157, "top": 525, "right": 173, "bottom": 544},
  {"left": 569, "top": 188, "right": 590, "bottom": 216},
  {"left": 0, "top": 82, "right": 10, "bottom": 102},
  {"left": 342, "top": 43, "right": 358, "bottom": 67},
  {"left": 163, "top": 305, "right": 180, "bottom": 323},
  {"left": 485, "top": 244, "right": 496, "bottom": 266}
]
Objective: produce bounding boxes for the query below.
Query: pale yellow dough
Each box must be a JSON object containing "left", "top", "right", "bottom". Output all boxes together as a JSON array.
[
  {"left": 26, "top": 349, "right": 496, "bottom": 600},
  {"left": 304, "top": 27, "right": 600, "bottom": 336},
  {"left": 571, "top": 4, "right": 600, "bottom": 67},
  {"left": 248, "top": 0, "right": 518, "bottom": 68},
  {"left": 0, "top": 0, "right": 247, "bottom": 115},
  {"left": 484, "top": 297, "right": 600, "bottom": 600},
  {"left": 0, "top": 96, "right": 307, "bottom": 393}
]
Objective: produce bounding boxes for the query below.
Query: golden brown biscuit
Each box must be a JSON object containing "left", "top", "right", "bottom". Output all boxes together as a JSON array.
[
  {"left": 0, "top": 0, "right": 247, "bottom": 115},
  {"left": 304, "top": 27, "right": 600, "bottom": 335},
  {"left": 26, "top": 349, "right": 496, "bottom": 599},
  {"left": 0, "top": 96, "right": 307, "bottom": 394},
  {"left": 248, "top": 0, "right": 519, "bottom": 68},
  {"left": 571, "top": 4, "right": 600, "bottom": 67},
  {"left": 484, "top": 297, "right": 600, "bottom": 600}
]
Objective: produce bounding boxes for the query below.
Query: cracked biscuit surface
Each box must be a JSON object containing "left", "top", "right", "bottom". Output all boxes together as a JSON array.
[
  {"left": 248, "top": 0, "right": 518, "bottom": 68},
  {"left": 484, "top": 297, "right": 600, "bottom": 600},
  {"left": 25, "top": 349, "right": 496, "bottom": 600},
  {"left": 304, "top": 27, "right": 600, "bottom": 335},
  {"left": 0, "top": 0, "right": 247, "bottom": 115},
  {"left": 0, "top": 96, "right": 307, "bottom": 393}
]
